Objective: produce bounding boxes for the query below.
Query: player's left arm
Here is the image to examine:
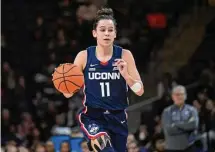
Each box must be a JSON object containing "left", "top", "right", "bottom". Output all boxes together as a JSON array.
[{"left": 115, "top": 49, "right": 144, "bottom": 96}]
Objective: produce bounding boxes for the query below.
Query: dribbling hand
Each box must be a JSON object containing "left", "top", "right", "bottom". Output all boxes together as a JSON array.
[{"left": 114, "top": 59, "right": 129, "bottom": 79}]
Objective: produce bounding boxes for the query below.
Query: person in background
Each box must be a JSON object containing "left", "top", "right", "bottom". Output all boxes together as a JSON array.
[
  {"left": 45, "top": 141, "right": 55, "bottom": 152},
  {"left": 127, "top": 141, "right": 140, "bottom": 152},
  {"left": 18, "top": 146, "right": 29, "bottom": 152},
  {"left": 60, "top": 141, "right": 71, "bottom": 152},
  {"left": 134, "top": 125, "right": 150, "bottom": 147},
  {"left": 162, "top": 85, "right": 199, "bottom": 152},
  {"left": 35, "top": 143, "right": 46, "bottom": 152},
  {"left": 127, "top": 133, "right": 137, "bottom": 145},
  {"left": 80, "top": 139, "right": 90, "bottom": 152},
  {"left": 154, "top": 139, "right": 165, "bottom": 152},
  {"left": 4, "top": 141, "right": 19, "bottom": 152},
  {"left": 5, "top": 145, "right": 18, "bottom": 152}
]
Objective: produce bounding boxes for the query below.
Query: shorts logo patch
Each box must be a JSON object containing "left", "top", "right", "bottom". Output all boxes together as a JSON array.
[{"left": 88, "top": 123, "right": 99, "bottom": 135}]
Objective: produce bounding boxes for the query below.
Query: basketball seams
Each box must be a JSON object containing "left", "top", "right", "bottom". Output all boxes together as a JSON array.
[
  {"left": 58, "top": 80, "right": 65, "bottom": 90},
  {"left": 52, "top": 74, "right": 83, "bottom": 81},
  {"left": 53, "top": 63, "right": 84, "bottom": 94},
  {"left": 55, "top": 64, "right": 77, "bottom": 74},
  {"left": 62, "top": 65, "right": 71, "bottom": 94},
  {"left": 64, "top": 80, "right": 82, "bottom": 88}
]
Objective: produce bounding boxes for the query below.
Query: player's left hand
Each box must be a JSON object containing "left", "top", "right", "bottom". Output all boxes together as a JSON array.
[{"left": 114, "top": 59, "right": 129, "bottom": 79}]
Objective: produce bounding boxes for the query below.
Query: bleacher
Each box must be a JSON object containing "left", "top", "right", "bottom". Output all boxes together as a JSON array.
[{"left": 177, "top": 17, "right": 215, "bottom": 85}]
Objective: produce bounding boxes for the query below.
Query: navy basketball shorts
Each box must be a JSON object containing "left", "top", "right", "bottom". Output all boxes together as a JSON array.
[{"left": 77, "top": 106, "right": 128, "bottom": 152}]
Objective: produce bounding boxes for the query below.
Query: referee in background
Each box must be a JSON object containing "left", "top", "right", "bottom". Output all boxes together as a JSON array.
[{"left": 162, "top": 85, "right": 199, "bottom": 152}]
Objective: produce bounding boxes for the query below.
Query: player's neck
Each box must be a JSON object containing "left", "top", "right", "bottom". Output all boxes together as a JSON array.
[{"left": 96, "top": 45, "right": 113, "bottom": 56}]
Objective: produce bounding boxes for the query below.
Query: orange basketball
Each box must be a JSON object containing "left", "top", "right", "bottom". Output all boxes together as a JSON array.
[{"left": 52, "top": 63, "right": 84, "bottom": 94}]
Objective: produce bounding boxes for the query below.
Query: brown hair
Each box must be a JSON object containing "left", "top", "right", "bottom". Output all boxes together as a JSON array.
[{"left": 93, "top": 8, "right": 116, "bottom": 29}]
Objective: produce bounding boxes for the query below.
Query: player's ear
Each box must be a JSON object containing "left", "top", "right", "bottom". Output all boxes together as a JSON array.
[{"left": 92, "top": 30, "right": 97, "bottom": 38}]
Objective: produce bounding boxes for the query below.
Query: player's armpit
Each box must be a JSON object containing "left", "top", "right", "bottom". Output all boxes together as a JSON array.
[
  {"left": 122, "top": 49, "right": 144, "bottom": 96},
  {"left": 74, "top": 50, "right": 87, "bottom": 71}
]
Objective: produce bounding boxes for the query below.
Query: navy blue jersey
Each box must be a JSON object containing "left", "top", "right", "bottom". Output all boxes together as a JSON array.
[{"left": 83, "top": 45, "right": 128, "bottom": 110}]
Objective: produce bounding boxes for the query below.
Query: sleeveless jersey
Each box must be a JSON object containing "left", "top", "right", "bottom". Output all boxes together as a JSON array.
[{"left": 83, "top": 45, "right": 128, "bottom": 110}]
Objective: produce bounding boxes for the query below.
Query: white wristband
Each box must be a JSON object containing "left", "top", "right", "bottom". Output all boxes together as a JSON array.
[{"left": 130, "top": 82, "right": 142, "bottom": 93}]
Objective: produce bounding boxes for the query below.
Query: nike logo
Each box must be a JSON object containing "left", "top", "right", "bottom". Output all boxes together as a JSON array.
[
  {"left": 90, "top": 64, "right": 98, "bottom": 67},
  {"left": 121, "top": 120, "right": 126, "bottom": 124}
]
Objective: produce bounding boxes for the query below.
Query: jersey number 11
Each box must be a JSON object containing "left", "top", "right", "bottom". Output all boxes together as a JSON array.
[{"left": 100, "top": 82, "right": 110, "bottom": 97}]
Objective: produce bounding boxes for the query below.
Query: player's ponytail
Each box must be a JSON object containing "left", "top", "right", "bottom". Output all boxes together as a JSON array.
[{"left": 93, "top": 7, "right": 117, "bottom": 29}]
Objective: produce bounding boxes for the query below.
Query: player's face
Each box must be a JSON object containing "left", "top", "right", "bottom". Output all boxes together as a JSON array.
[{"left": 93, "top": 19, "right": 116, "bottom": 47}]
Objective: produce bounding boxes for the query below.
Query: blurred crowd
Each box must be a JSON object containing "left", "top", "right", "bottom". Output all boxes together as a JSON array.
[{"left": 1, "top": 0, "right": 215, "bottom": 151}]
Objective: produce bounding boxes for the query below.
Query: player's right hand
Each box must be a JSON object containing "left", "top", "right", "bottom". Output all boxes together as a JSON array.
[{"left": 63, "top": 93, "right": 74, "bottom": 98}]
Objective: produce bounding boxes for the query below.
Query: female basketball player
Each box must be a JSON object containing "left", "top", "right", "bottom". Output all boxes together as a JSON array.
[{"left": 63, "top": 8, "right": 144, "bottom": 152}]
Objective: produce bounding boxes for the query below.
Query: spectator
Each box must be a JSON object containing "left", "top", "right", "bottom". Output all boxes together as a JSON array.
[
  {"left": 154, "top": 139, "right": 165, "bottom": 152},
  {"left": 15, "top": 124, "right": 26, "bottom": 145},
  {"left": 51, "top": 114, "right": 67, "bottom": 135},
  {"left": 204, "top": 99, "right": 215, "bottom": 136},
  {"left": 29, "top": 128, "right": 41, "bottom": 147},
  {"left": 35, "top": 143, "right": 46, "bottom": 152},
  {"left": 76, "top": 0, "right": 97, "bottom": 21},
  {"left": 80, "top": 140, "right": 90, "bottom": 152},
  {"left": 4, "top": 141, "right": 18, "bottom": 152},
  {"left": 162, "top": 85, "right": 199, "bottom": 151},
  {"left": 14, "top": 76, "right": 27, "bottom": 111},
  {"left": 134, "top": 125, "right": 150, "bottom": 147},
  {"left": 2, "top": 109, "right": 11, "bottom": 138},
  {"left": 200, "top": 99, "right": 215, "bottom": 151},
  {"left": 127, "top": 141, "right": 140, "bottom": 152},
  {"left": 45, "top": 141, "right": 55, "bottom": 152},
  {"left": 19, "top": 146, "right": 29, "bottom": 152},
  {"left": 60, "top": 141, "right": 71, "bottom": 152},
  {"left": 5, "top": 145, "right": 18, "bottom": 152},
  {"left": 127, "top": 133, "right": 136, "bottom": 145},
  {"left": 44, "top": 102, "right": 57, "bottom": 131}
]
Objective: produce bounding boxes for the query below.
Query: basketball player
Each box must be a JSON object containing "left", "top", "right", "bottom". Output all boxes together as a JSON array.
[{"left": 63, "top": 8, "right": 144, "bottom": 152}]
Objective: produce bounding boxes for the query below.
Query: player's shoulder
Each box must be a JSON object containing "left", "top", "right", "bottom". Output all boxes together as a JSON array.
[
  {"left": 74, "top": 50, "right": 87, "bottom": 68},
  {"left": 77, "top": 50, "right": 87, "bottom": 58},
  {"left": 117, "top": 45, "right": 129, "bottom": 53},
  {"left": 114, "top": 45, "right": 131, "bottom": 53},
  {"left": 121, "top": 49, "right": 135, "bottom": 62},
  {"left": 122, "top": 49, "right": 131, "bottom": 54},
  {"left": 74, "top": 50, "right": 87, "bottom": 67}
]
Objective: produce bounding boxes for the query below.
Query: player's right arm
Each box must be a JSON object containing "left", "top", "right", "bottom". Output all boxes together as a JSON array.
[{"left": 63, "top": 50, "right": 87, "bottom": 98}]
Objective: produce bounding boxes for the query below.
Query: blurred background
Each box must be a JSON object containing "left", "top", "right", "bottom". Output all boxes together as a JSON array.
[{"left": 1, "top": 0, "right": 215, "bottom": 151}]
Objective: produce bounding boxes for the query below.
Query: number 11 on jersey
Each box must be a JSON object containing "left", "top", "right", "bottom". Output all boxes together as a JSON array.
[{"left": 100, "top": 82, "right": 110, "bottom": 97}]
